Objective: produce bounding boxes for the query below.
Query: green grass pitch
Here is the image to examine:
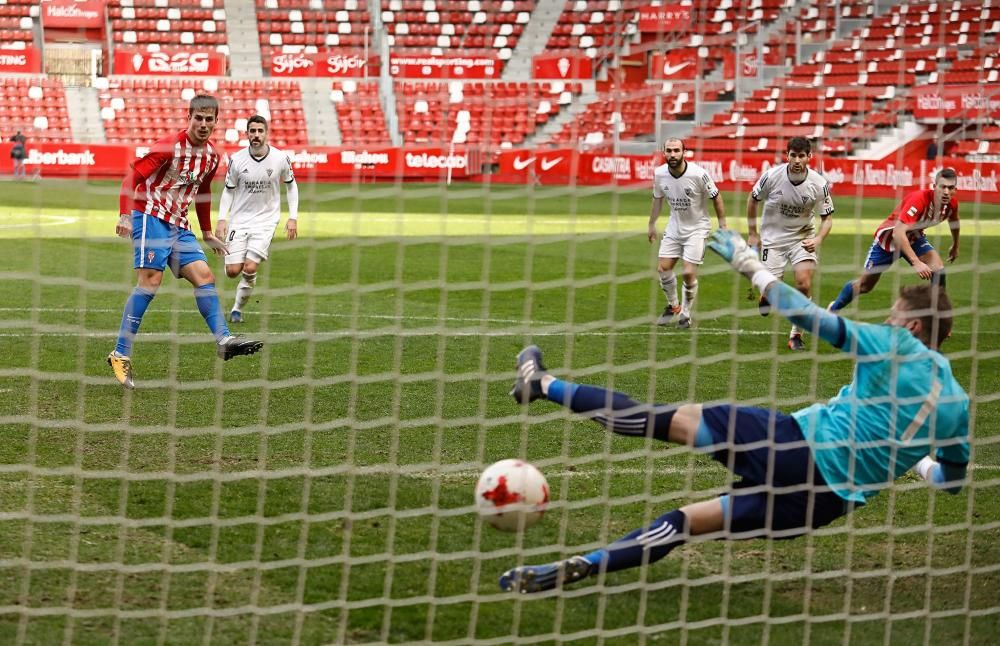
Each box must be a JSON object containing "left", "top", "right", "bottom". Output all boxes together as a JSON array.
[{"left": 0, "top": 179, "right": 998, "bottom": 644}]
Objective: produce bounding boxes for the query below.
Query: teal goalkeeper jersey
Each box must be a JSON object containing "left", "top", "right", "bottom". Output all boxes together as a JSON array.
[{"left": 792, "top": 320, "right": 970, "bottom": 503}]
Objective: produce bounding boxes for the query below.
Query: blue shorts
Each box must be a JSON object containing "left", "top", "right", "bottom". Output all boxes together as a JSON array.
[
  {"left": 864, "top": 237, "right": 934, "bottom": 271},
  {"left": 700, "top": 405, "right": 854, "bottom": 537},
  {"left": 132, "top": 211, "right": 207, "bottom": 278}
]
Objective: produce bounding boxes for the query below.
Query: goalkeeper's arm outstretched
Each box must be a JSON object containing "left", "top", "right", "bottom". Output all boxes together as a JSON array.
[{"left": 500, "top": 229, "right": 969, "bottom": 594}]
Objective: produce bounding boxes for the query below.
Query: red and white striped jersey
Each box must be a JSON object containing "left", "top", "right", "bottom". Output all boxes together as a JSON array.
[
  {"left": 873, "top": 189, "right": 959, "bottom": 252},
  {"left": 129, "top": 131, "right": 220, "bottom": 230}
]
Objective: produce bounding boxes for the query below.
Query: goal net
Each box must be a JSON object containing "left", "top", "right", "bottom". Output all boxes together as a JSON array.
[{"left": 2, "top": 33, "right": 1000, "bottom": 646}]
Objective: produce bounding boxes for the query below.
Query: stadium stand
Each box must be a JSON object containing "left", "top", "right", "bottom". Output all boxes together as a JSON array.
[
  {"left": 97, "top": 78, "right": 308, "bottom": 147},
  {"left": 330, "top": 80, "right": 391, "bottom": 145},
  {"left": 0, "top": 0, "right": 34, "bottom": 48},
  {"left": 0, "top": 77, "right": 73, "bottom": 143},
  {"left": 687, "top": 0, "right": 1000, "bottom": 157},
  {"left": 107, "top": 0, "right": 229, "bottom": 52},
  {"left": 546, "top": 82, "right": 733, "bottom": 148},
  {"left": 394, "top": 80, "right": 570, "bottom": 150},
  {"left": 381, "top": 0, "right": 536, "bottom": 66},
  {"left": 545, "top": 0, "right": 649, "bottom": 63},
  {"left": 256, "top": 0, "right": 371, "bottom": 67}
]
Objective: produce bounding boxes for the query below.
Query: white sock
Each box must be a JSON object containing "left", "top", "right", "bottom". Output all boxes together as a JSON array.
[
  {"left": 682, "top": 280, "right": 698, "bottom": 316},
  {"left": 234, "top": 271, "right": 256, "bottom": 311},
  {"left": 790, "top": 325, "right": 801, "bottom": 337},
  {"left": 658, "top": 270, "right": 678, "bottom": 307}
]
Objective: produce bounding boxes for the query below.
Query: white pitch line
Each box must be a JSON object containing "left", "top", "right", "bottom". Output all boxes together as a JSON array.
[
  {"left": 382, "top": 464, "right": 1000, "bottom": 481},
  {"left": 0, "top": 214, "right": 79, "bottom": 229},
  {"left": 0, "top": 305, "right": 783, "bottom": 336},
  {"left": 0, "top": 327, "right": 780, "bottom": 339},
  {"left": 1, "top": 306, "right": 532, "bottom": 325}
]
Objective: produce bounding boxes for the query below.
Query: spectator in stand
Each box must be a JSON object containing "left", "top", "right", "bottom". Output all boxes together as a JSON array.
[
  {"left": 926, "top": 141, "right": 939, "bottom": 161},
  {"left": 9, "top": 130, "right": 26, "bottom": 180}
]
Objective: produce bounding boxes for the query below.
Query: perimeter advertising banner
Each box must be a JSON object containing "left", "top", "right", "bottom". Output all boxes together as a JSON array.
[
  {"left": 269, "top": 51, "right": 377, "bottom": 78},
  {"left": 283, "top": 146, "right": 470, "bottom": 180},
  {"left": 0, "top": 46, "right": 42, "bottom": 73},
  {"left": 493, "top": 150, "right": 1000, "bottom": 200},
  {"left": 912, "top": 85, "right": 1000, "bottom": 121},
  {"left": 41, "top": 0, "right": 106, "bottom": 28},
  {"left": 0, "top": 142, "right": 133, "bottom": 177},
  {"left": 114, "top": 49, "right": 228, "bottom": 76},
  {"left": 0, "top": 143, "right": 470, "bottom": 181}
]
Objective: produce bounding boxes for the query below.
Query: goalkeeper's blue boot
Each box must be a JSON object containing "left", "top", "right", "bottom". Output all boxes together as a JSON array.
[
  {"left": 499, "top": 556, "right": 594, "bottom": 593},
  {"left": 510, "top": 345, "right": 548, "bottom": 404},
  {"left": 229, "top": 310, "right": 243, "bottom": 324},
  {"left": 217, "top": 335, "right": 263, "bottom": 361}
]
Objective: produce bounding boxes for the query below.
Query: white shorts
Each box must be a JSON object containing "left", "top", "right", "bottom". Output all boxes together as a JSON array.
[
  {"left": 761, "top": 242, "right": 817, "bottom": 278},
  {"left": 224, "top": 227, "right": 275, "bottom": 265},
  {"left": 658, "top": 231, "right": 707, "bottom": 265}
]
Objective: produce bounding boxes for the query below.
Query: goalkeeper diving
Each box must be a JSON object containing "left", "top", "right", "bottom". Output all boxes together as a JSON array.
[{"left": 501, "top": 229, "right": 970, "bottom": 594}]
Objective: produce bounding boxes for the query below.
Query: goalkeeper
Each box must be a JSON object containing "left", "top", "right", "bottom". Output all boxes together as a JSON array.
[{"left": 501, "top": 229, "right": 970, "bottom": 594}]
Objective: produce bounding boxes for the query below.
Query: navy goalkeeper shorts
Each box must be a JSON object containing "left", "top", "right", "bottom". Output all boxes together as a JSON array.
[{"left": 700, "top": 404, "right": 856, "bottom": 537}]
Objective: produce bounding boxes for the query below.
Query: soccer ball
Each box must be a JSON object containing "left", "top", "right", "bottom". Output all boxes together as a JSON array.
[{"left": 475, "top": 459, "right": 549, "bottom": 532}]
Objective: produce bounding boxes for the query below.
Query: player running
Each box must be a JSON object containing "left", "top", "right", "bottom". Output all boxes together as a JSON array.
[
  {"left": 214, "top": 115, "right": 299, "bottom": 323},
  {"left": 501, "top": 229, "right": 968, "bottom": 594},
  {"left": 108, "top": 95, "right": 262, "bottom": 389},
  {"left": 828, "top": 168, "right": 959, "bottom": 313},
  {"left": 747, "top": 137, "right": 834, "bottom": 350},
  {"left": 649, "top": 138, "right": 727, "bottom": 329}
]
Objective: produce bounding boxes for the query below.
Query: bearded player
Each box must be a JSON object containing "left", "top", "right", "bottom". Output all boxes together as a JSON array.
[{"left": 214, "top": 115, "right": 299, "bottom": 323}]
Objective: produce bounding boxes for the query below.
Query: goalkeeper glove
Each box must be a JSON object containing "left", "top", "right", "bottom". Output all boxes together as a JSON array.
[{"left": 707, "top": 229, "right": 778, "bottom": 294}]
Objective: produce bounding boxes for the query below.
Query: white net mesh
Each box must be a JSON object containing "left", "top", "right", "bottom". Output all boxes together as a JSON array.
[{"left": 1, "top": 168, "right": 997, "bottom": 643}]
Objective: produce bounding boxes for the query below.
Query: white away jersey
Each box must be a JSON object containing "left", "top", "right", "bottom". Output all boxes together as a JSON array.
[
  {"left": 223, "top": 146, "right": 295, "bottom": 231},
  {"left": 652, "top": 161, "right": 720, "bottom": 238},
  {"left": 752, "top": 164, "right": 834, "bottom": 247}
]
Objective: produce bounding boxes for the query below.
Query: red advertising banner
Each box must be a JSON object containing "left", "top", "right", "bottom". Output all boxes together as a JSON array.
[
  {"left": 0, "top": 143, "right": 470, "bottom": 181},
  {"left": 41, "top": 0, "right": 106, "bottom": 28},
  {"left": 388, "top": 54, "right": 499, "bottom": 79},
  {"left": 114, "top": 49, "right": 227, "bottom": 76},
  {"left": 493, "top": 150, "right": 1000, "bottom": 200},
  {"left": 532, "top": 54, "right": 593, "bottom": 79},
  {"left": 270, "top": 51, "right": 377, "bottom": 78},
  {"left": 0, "top": 142, "right": 133, "bottom": 177},
  {"left": 0, "top": 46, "right": 42, "bottom": 73},
  {"left": 650, "top": 51, "right": 699, "bottom": 79},
  {"left": 638, "top": 4, "right": 692, "bottom": 32},
  {"left": 285, "top": 146, "right": 470, "bottom": 180},
  {"left": 722, "top": 50, "right": 760, "bottom": 78},
  {"left": 912, "top": 85, "right": 1000, "bottom": 121}
]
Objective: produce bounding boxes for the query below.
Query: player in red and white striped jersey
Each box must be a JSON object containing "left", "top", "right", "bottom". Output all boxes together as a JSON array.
[
  {"left": 828, "top": 168, "right": 960, "bottom": 312},
  {"left": 107, "top": 95, "right": 262, "bottom": 389}
]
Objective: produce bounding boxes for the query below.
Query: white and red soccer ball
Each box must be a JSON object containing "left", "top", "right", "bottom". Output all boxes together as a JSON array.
[{"left": 475, "top": 459, "right": 549, "bottom": 531}]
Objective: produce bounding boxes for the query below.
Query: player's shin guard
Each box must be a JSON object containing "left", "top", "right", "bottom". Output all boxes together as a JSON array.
[
  {"left": 115, "top": 287, "right": 156, "bottom": 356},
  {"left": 583, "top": 509, "right": 688, "bottom": 573},
  {"left": 194, "top": 283, "right": 229, "bottom": 341},
  {"left": 682, "top": 280, "right": 698, "bottom": 315},
  {"left": 551, "top": 383, "right": 675, "bottom": 442},
  {"left": 235, "top": 271, "right": 257, "bottom": 311},
  {"left": 658, "top": 270, "right": 678, "bottom": 306},
  {"left": 829, "top": 279, "right": 856, "bottom": 311}
]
